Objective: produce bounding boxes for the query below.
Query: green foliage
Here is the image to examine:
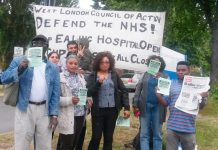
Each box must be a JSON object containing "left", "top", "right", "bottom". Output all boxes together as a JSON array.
[
  {"left": 210, "top": 84, "right": 218, "bottom": 101},
  {"left": 200, "top": 97, "right": 218, "bottom": 116},
  {"left": 0, "top": 0, "right": 37, "bottom": 68},
  {"left": 56, "top": 0, "right": 78, "bottom": 7},
  {"left": 92, "top": 0, "right": 102, "bottom": 9}
]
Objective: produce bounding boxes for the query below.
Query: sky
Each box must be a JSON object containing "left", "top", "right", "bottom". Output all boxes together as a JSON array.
[{"left": 79, "top": 0, "right": 93, "bottom": 9}]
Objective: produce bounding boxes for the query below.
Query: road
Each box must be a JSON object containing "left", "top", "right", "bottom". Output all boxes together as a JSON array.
[{"left": 0, "top": 97, "right": 15, "bottom": 133}]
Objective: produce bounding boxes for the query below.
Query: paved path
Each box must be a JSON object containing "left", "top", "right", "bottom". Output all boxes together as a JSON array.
[{"left": 0, "top": 97, "right": 14, "bottom": 133}]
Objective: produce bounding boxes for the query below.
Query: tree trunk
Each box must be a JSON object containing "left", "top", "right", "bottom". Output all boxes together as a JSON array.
[{"left": 211, "top": 3, "right": 218, "bottom": 84}]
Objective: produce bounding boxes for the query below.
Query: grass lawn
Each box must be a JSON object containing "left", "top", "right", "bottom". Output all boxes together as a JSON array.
[{"left": 0, "top": 99, "right": 218, "bottom": 150}]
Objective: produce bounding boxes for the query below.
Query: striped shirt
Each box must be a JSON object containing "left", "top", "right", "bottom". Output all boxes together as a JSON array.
[{"left": 165, "top": 79, "right": 196, "bottom": 133}]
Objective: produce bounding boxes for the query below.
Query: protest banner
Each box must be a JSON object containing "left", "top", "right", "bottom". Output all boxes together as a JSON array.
[
  {"left": 33, "top": 5, "right": 165, "bottom": 72},
  {"left": 161, "top": 46, "right": 185, "bottom": 72},
  {"left": 175, "top": 75, "right": 210, "bottom": 115},
  {"left": 161, "top": 46, "right": 186, "bottom": 79},
  {"left": 27, "top": 47, "right": 43, "bottom": 67}
]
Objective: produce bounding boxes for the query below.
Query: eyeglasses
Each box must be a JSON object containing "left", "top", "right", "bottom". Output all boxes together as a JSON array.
[
  {"left": 32, "top": 41, "right": 48, "bottom": 47},
  {"left": 100, "top": 61, "right": 110, "bottom": 64}
]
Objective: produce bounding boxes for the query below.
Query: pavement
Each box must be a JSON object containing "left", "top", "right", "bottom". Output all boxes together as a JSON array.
[{"left": 0, "top": 97, "right": 15, "bottom": 133}]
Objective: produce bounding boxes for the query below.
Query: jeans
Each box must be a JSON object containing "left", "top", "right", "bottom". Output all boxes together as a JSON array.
[{"left": 140, "top": 103, "right": 162, "bottom": 150}]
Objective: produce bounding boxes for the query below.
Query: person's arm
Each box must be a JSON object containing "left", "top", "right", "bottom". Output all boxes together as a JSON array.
[
  {"left": 79, "top": 50, "right": 93, "bottom": 71},
  {"left": 86, "top": 73, "right": 101, "bottom": 97},
  {"left": 117, "top": 73, "right": 130, "bottom": 111},
  {"left": 59, "top": 96, "right": 73, "bottom": 106},
  {"left": 133, "top": 74, "right": 144, "bottom": 108},
  {"left": 156, "top": 93, "right": 169, "bottom": 107},
  {"left": 116, "top": 72, "right": 130, "bottom": 118},
  {"left": 49, "top": 66, "right": 60, "bottom": 116},
  {"left": 1, "top": 57, "right": 27, "bottom": 84}
]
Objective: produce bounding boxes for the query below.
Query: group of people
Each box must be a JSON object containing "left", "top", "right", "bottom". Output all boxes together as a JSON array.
[
  {"left": 1, "top": 34, "right": 209, "bottom": 150},
  {"left": 1, "top": 34, "right": 130, "bottom": 150},
  {"left": 132, "top": 56, "right": 208, "bottom": 150}
]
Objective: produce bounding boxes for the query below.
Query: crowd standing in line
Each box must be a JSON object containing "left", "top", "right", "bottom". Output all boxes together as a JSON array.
[{"left": 1, "top": 34, "right": 209, "bottom": 150}]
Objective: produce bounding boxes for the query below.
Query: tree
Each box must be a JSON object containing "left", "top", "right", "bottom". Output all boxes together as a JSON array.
[
  {"left": 0, "top": 0, "right": 76, "bottom": 69},
  {"left": 0, "top": 0, "right": 38, "bottom": 69},
  {"left": 92, "top": 0, "right": 102, "bottom": 10},
  {"left": 55, "top": 0, "right": 79, "bottom": 7},
  {"left": 199, "top": 0, "right": 218, "bottom": 83}
]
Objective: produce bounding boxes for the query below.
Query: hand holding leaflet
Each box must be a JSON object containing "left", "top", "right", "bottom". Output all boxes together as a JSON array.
[
  {"left": 27, "top": 47, "right": 43, "bottom": 67},
  {"left": 157, "top": 77, "right": 171, "bottom": 95},
  {"left": 175, "top": 75, "right": 210, "bottom": 115},
  {"left": 147, "top": 59, "right": 161, "bottom": 75},
  {"left": 77, "top": 88, "right": 88, "bottom": 105}
]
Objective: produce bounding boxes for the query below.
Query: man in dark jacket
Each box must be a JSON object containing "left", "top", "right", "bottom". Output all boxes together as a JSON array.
[{"left": 77, "top": 37, "right": 93, "bottom": 73}]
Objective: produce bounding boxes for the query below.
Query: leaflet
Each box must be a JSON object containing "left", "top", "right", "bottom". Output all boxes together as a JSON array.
[
  {"left": 27, "top": 47, "right": 43, "bottom": 67},
  {"left": 14, "top": 47, "right": 24, "bottom": 57},
  {"left": 116, "top": 116, "right": 130, "bottom": 127},
  {"left": 157, "top": 77, "right": 171, "bottom": 95},
  {"left": 147, "top": 59, "right": 161, "bottom": 75},
  {"left": 77, "top": 88, "right": 88, "bottom": 105}
]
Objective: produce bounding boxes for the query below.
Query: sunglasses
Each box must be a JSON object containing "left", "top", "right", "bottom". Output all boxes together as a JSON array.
[{"left": 32, "top": 41, "right": 48, "bottom": 47}]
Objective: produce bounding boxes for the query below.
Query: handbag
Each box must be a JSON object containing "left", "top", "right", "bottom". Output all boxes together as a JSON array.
[{"left": 3, "top": 82, "right": 19, "bottom": 106}]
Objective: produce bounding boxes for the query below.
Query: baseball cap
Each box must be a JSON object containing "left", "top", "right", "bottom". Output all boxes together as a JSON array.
[{"left": 31, "top": 34, "right": 48, "bottom": 46}]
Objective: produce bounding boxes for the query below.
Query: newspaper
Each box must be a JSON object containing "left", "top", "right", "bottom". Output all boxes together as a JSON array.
[
  {"left": 157, "top": 77, "right": 171, "bottom": 95},
  {"left": 116, "top": 116, "right": 130, "bottom": 127},
  {"left": 27, "top": 47, "right": 43, "bottom": 67},
  {"left": 147, "top": 59, "right": 161, "bottom": 75},
  {"left": 14, "top": 47, "right": 23, "bottom": 57},
  {"left": 175, "top": 75, "right": 210, "bottom": 115},
  {"left": 77, "top": 88, "right": 88, "bottom": 105}
]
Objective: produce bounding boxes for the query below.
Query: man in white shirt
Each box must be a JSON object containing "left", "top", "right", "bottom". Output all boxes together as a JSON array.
[{"left": 1, "top": 35, "right": 60, "bottom": 150}]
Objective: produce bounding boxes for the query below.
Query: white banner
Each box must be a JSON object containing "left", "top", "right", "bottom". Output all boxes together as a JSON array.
[
  {"left": 161, "top": 46, "right": 185, "bottom": 72},
  {"left": 33, "top": 5, "right": 165, "bottom": 71}
]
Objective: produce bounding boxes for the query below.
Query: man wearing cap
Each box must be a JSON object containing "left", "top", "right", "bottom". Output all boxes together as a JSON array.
[{"left": 1, "top": 35, "right": 60, "bottom": 150}]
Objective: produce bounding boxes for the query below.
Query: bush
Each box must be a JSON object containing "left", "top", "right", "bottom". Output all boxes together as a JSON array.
[{"left": 210, "top": 84, "right": 218, "bottom": 101}]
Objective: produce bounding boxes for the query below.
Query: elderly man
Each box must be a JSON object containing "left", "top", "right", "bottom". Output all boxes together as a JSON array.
[{"left": 1, "top": 35, "right": 60, "bottom": 150}]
